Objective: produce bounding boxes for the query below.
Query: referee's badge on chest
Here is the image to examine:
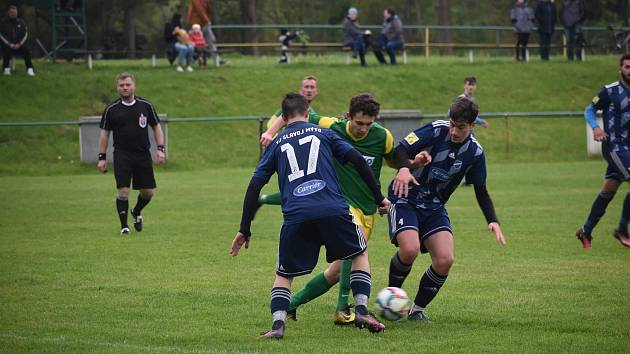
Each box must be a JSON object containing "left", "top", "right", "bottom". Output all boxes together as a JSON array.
[{"left": 138, "top": 113, "right": 147, "bottom": 128}]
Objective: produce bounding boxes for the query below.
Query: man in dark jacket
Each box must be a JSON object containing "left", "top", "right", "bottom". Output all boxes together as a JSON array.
[
  {"left": 373, "top": 8, "right": 404, "bottom": 65},
  {"left": 561, "top": 0, "right": 586, "bottom": 61},
  {"left": 0, "top": 5, "right": 34, "bottom": 76},
  {"left": 163, "top": 13, "right": 182, "bottom": 65},
  {"left": 534, "top": 0, "right": 556, "bottom": 61},
  {"left": 342, "top": 7, "right": 366, "bottom": 66}
]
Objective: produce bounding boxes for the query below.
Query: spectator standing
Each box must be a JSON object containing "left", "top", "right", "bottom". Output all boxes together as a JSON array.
[
  {"left": 164, "top": 13, "right": 182, "bottom": 65},
  {"left": 535, "top": 0, "right": 556, "bottom": 61},
  {"left": 560, "top": 0, "right": 586, "bottom": 61},
  {"left": 342, "top": 7, "right": 366, "bottom": 66},
  {"left": 510, "top": 0, "right": 534, "bottom": 61},
  {"left": 373, "top": 8, "right": 404, "bottom": 65},
  {"left": 0, "top": 5, "right": 35, "bottom": 76},
  {"left": 187, "top": 0, "right": 225, "bottom": 66}
]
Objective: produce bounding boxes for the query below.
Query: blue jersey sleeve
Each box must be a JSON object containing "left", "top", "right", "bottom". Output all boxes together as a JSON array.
[
  {"left": 253, "top": 144, "right": 276, "bottom": 183},
  {"left": 399, "top": 122, "right": 440, "bottom": 156},
  {"left": 465, "top": 152, "right": 487, "bottom": 187},
  {"left": 324, "top": 129, "right": 354, "bottom": 164}
]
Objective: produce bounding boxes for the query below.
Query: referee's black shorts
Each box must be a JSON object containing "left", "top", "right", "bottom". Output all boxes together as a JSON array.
[{"left": 113, "top": 150, "right": 156, "bottom": 190}]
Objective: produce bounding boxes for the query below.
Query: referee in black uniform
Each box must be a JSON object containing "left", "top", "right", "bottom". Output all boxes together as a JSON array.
[{"left": 97, "top": 72, "right": 165, "bottom": 235}]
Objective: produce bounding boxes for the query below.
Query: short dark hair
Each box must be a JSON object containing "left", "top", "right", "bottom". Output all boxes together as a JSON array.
[
  {"left": 464, "top": 76, "right": 477, "bottom": 84},
  {"left": 282, "top": 92, "right": 309, "bottom": 121},
  {"left": 349, "top": 94, "right": 380, "bottom": 117},
  {"left": 449, "top": 96, "right": 479, "bottom": 124},
  {"left": 386, "top": 8, "right": 395, "bottom": 16},
  {"left": 8, "top": 5, "right": 17, "bottom": 10},
  {"left": 620, "top": 53, "right": 630, "bottom": 67}
]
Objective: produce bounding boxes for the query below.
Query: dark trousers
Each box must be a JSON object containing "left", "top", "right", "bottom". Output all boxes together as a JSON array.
[
  {"left": 564, "top": 25, "right": 580, "bottom": 61},
  {"left": 345, "top": 36, "right": 366, "bottom": 66},
  {"left": 2, "top": 44, "right": 34, "bottom": 69},
  {"left": 374, "top": 33, "right": 403, "bottom": 65},
  {"left": 539, "top": 32, "right": 552, "bottom": 60},
  {"left": 515, "top": 33, "right": 530, "bottom": 61}
]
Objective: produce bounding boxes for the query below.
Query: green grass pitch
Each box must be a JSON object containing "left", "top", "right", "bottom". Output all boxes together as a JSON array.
[{"left": 1, "top": 161, "right": 629, "bottom": 353}]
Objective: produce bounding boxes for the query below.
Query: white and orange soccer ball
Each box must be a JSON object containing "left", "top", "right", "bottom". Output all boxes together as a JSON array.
[{"left": 374, "top": 287, "right": 411, "bottom": 321}]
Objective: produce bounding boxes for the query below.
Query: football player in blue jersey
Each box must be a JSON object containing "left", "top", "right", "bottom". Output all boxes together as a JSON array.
[
  {"left": 230, "top": 93, "right": 390, "bottom": 339},
  {"left": 577, "top": 53, "right": 630, "bottom": 249},
  {"left": 386, "top": 95, "right": 506, "bottom": 322}
]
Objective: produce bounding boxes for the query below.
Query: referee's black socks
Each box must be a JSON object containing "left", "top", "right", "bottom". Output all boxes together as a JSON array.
[
  {"left": 116, "top": 197, "right": 129, "bottom": 228},
  {"left": 132, "top": 194, "right": 151, "bottom": 216}
]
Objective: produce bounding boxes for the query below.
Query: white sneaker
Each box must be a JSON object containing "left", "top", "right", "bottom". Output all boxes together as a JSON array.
[
  {"left": 120, "top": 227, "right": 131, "bottom": 236},
  {"left": 3, "top": 68, "right": 10, "bottom": 76},
  {"left": 26, "top": 68, "right": 35, "bottom": 76},
  {"left": 176, "top": 66, "right": 184, "bottom": 72},
  {"left": 186, "top": 66, "right": 194, "bottom": 72}
]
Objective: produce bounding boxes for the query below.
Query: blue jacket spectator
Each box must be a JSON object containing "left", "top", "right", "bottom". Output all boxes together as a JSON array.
[{"left": 373, "top": 8, "right": 404, "bottom": 65}]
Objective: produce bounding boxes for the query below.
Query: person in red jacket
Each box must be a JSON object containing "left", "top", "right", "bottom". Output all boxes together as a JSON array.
[{"left": 189, "top": 24, "right": 208, "bottom": 68}]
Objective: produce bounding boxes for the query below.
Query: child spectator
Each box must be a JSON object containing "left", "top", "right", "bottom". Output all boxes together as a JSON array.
[{"left": 189, "top": 24, "right": 208, "bottom": 68}]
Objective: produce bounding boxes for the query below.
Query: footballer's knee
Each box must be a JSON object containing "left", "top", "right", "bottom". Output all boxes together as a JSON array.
[
  {"left": 398, "top": 246, "right": 419, "bottom": 265},
  {"left": 140, "top": 189, "right": 154, "bottom": 199},
  {"left": 117, "top": 188, "right": 130, "bottom": 199},
  {"left": 432, "top": 254, "right": 454, "bottom": 275},
  {"left": 324, "top": 266, "right": 340, "bottom": 285}
]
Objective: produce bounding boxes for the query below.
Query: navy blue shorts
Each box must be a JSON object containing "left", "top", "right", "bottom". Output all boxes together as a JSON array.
[
  {"left": 276, "top": 213, "right": 367, "bottom": 277},
  {"left": 387, "top": 201, "right": 452, "bottom": 253},
  {"left": 604, "top": 150, "right": 630, "bottom": 181}
]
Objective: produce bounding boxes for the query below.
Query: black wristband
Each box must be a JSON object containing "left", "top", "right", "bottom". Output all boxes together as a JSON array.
[
  {"left": 157, "top": 145, "right": 165, "bottom": 153},
  {"left": 98, "top": 153, "right": 106, "bottom": 161}
]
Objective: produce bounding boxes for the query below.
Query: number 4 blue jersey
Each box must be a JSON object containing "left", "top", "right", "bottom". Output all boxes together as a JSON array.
[
  {"left": 254, "top": 121, "right": 354, "bottom": 224},
  {"left": 393, "top": 120, "right": 487, "bottom": 207}
]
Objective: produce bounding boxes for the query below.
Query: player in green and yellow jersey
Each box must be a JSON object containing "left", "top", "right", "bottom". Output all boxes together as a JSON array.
[{"left": 258, "top": 93, "right": 402, "bottom": 325}]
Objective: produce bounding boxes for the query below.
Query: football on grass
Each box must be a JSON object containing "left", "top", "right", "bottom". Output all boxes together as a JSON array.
[{"left": 375, "top": 287, "right": 410, "bottom": 321}]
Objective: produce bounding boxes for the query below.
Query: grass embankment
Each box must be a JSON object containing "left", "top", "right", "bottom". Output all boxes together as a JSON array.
[{"left": 0, "top": 55, "right": 616, "bottom": 175}]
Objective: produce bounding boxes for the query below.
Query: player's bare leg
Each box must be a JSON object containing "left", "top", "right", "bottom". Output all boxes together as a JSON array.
[
  {"left": 350, "top": 252, "right": 385, "bottom": 333},
  {"left": 260, "top": 275, "right": 293, "bottom": 339}
]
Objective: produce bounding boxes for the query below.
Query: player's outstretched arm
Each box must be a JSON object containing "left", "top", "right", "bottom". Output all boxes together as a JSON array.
[
  {"left": 231, "top": 177, "right": 266, "bottom": 256},
  {"left": 230, "top": 232, "right": 250, "bottom": 256},
  {"left": 97, "top": 129, "right": 110, "bottom": 173},
  {"left": 260, "top": 115, "right": 286, "bottom": 147},
  {"left": 474, "top": 184, "right": 506, "bottom": 245},
  {"left": 488, "top": 222, "right": 506, "bottom": 245}
]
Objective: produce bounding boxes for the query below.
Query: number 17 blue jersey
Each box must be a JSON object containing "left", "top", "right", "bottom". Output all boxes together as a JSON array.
[{"left": 254, "top": 121, "right": 354, "bottom": 224}]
